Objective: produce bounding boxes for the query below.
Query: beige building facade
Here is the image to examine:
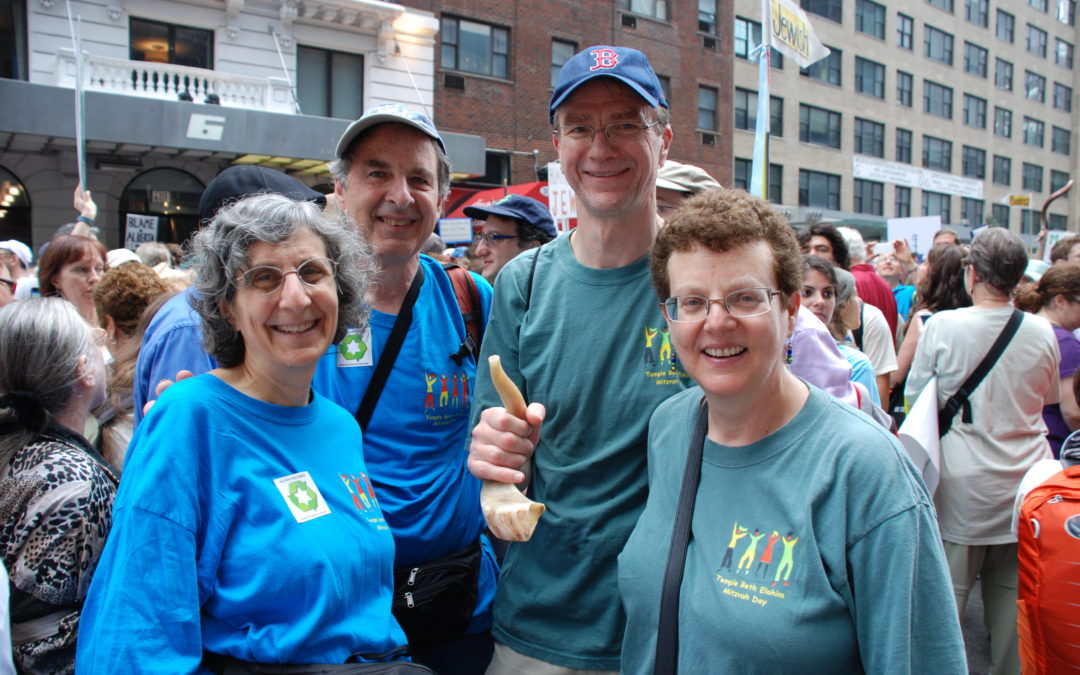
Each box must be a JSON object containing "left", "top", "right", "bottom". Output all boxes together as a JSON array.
[{"left": 733, "top": 0, "right": 1079, "bottom": 242}]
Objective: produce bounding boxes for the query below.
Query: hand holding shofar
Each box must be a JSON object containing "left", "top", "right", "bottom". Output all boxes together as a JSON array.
[{"left": 481, "top": 355, "right": 546, "bottom": 541}]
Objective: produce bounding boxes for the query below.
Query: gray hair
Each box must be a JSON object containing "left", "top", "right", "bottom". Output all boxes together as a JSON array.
[
  {"left": 328, "top": 122, "right": 452, "bottom": 200},
  {"left": 189, "top": 193, "right": 374, "bottom": 369},
  {"left": 135, "top": 241, "right": 172, "bottom": 267},
  {"left": 0, "top": 298, "right": 92, "bottom": 465},
  {"left": 968, "top": 226, "right": 1028, "bottom": 296},
  {"left": 837, "top": 226, "right": 867, "bottom": 263}
]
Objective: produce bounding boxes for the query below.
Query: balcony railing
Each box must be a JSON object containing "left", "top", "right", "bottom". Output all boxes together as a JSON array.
[{"left": 56, "top": 49, "right": 296, "bottom": 114}]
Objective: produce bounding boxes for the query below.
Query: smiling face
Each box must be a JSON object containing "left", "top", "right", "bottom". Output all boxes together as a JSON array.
[
  {"left": 801, "top": 267, "right": 837, "bottom": 325},
  {"left": 553, "top": 78, "right": 671, "bottom": 222},
  {"left": 55, "top": 250, "right": 106, "bottom": 322},
  {"left": 665, "top": 241, "right": 797, "bottom": 403},
  {"left": 221, "top": 228, "right": 338, "bottom": 386},
  {"left": 334, "top": 124, "right": 443, "bottom": 269}
]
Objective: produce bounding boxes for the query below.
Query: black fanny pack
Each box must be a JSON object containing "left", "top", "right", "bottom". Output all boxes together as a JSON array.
[{"left": 391, "top": 539, "right": 482, "bottom": 651}]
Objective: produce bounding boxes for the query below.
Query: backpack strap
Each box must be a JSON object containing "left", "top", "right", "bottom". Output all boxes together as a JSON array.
[
  {"left": 938, "top": 309, "right": 1024, "bottom": 437},
  {"left": 442, "top": 263, "right": 484, "bottom": 366},
  {"left": 851, "top": 304, "right": 865, "bottom": 351}
]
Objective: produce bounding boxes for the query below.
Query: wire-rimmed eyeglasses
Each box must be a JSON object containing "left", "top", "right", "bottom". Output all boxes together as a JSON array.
[
  {"left": 663, "top": 288, "right": 782, "bottom": 322},
  {"left": 556, "top": 120, "right": 660, "bottom": 144},
  {"left": 237, "top": 257, "right": 337, "bottom": 295}
]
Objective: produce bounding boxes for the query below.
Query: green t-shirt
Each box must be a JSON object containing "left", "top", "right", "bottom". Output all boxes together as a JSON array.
[
  {"left": 471, "top": 232, "right": 689, "bottom": 669},
  {"left": 618, "top": 385, "right": 967, "bottom": 673}
]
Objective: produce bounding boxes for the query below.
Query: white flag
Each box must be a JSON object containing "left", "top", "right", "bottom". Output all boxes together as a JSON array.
[{"left": 768, "top": 0, "right": 831, "bottom": 69}]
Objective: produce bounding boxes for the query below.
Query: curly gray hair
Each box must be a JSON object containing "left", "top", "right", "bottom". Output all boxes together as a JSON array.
[{"left": 189, "top": 193, "right": 374, "bottom": 369}]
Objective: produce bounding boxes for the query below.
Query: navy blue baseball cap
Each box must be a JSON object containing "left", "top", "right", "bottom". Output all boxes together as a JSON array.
[
  {"left": 464, "top": 194, "right": 557, "bottom": 239},
  {"left": 336, "top": 103, "right": 445, "bottom": 158},
  {"left": 549, "top": 45, "right": 668, "bottom": 121}
]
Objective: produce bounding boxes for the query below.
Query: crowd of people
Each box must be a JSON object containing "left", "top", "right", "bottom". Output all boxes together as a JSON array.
[{"left": 0, "top": 44, "right": 1073, "bottom": 675}]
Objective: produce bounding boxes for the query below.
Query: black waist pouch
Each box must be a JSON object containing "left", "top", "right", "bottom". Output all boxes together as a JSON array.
[{"left": 391, "top": 539, "right": 482, "bottom": 651}]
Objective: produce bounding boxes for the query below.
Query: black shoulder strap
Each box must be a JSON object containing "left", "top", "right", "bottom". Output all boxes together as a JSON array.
[
  {"left": 852, "top": 304, "right": 865, "bottom": 351},
  {"left": 355, "top": 265, "right": 424, "bottom": 433},
  {"left": 655, "top": 398, "right": 707, "bottom": 675},
  {"left": 939, "top": 309, "right": 1023, "bottom": 437},
  {"left": 525, "top": 244, "right": 541, "bottom": 312}
]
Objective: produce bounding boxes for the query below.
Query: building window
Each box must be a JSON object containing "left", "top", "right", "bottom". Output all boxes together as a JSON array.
[
  {"left": 996, "top": 10, "right": 1015, "bottom": 42},
  {"left": 897, "top": 13, "right": 914, "bottom": 49},
  {"left": 896, "top": 186, "right": 912, "bottom": 217},
  {"left": 801, "top": 0, "right": 842, "bottom": 23},
  {"left": 1060, "top": 0, "right": 1077, "bottom": 25},
  {"left": 992, "top": 203, "right": 1010, "bottom": 227},
  {"left": 441, "top": 16, "right": 508, "bottom": 78},
  {"left": 923, "top": 191, "right": 951, "bottom": 221},
  {"left": 735, "top": 89, "right": 782, "bottom": 134},
  {"left": 1023, "top": 164, "right": 1041, "bottom": 191},
  {"left": 923, "top": 135, "right": 952, "bottom": 172},
  {"left": 799, "top": 170, "right": 841, "bottom": 209},
  {"left": 1030, "top": 0, "right": 1048, "bottom": 11},
  {"left": 551, "top": 40, "right": 576, "bottom": 88},
  {"left": 800, "top": 104, "right": 842, "bottom": 148},
  {"left": 1052, "top": 169, "right": 1071, "bottom": 192},
  {"left": 1024, "top": 117, "right": 1045, "bottom": 147},
  {"left": 962, "top": 146, "right": 986, "bottom": 178},
  {"left": 1057, "top": 39, "right": 1075, "bottom": 68},
  {"left": 698, "top": 0, "right": 718, "bottom": 33},
  {"left": 130, "top": 17, "right": 213, "bottom": 69},
  {"left": 994, "top": 107, "right": 1012, "bottom": 138},
  {"left": 965, "top": 0, "right": 988, "bottom": 26},
  {"left": 925, "top": 25, "right": 954, "bottom": 65},
  {"left": 961, "top": 198, "right": 985, "bottom": 225},
  {"left": 297, "top": 46, "right": 363, "bottom": 119},
  {"left": 855, "top": 57, "right": 885, "bottom": 98},
  {"left": 924, "top": 80, "right": 953, "bottom": 118},
  {"left": 1025, "top": 71, "right": 1047, "bottom": 102},
  {"left": 964, "top": 42, "right": 988, "bottom": 77},
  {"left": 735, "top": 17, "right": 784, "bottom": 67},
  {"left": 1027, "top": 24, "right": 1048, "bottom": 58},
  {"left": 854, "top": 179, "right": 884, "bottom": 215},
  {"left": 856, "top": 0, "right": 886, "bottom": 38},
  {"left": 769, "top": 164, "right": 783, "bottom": 203},
  {"left": 801, "top": 46, "right": 841, "bottom": 84},
  {"left": 658, "top": 75, "right": 672, "bottom": 103},
  {"left": 733, "top": 158, "right": 750, "bottom": 190},
  {"left": 963, "top": 94, "right": 987, "bottom": 128},
  {"left": 1053, "top": 126, "right": 1072, "bottom": 154},
  {"left": 995, "top": 58, "right": 1013, "bottom": 90},
  {"left": 698, "top": 86, "right": 718, "bottom": 131},
  {"left": 896, "top": 70, "right": 914, "bottom": 106},
  {"left": 896, "top": 128, "right": 913, "bottom": 163},
  {"left": 771, "top": 96, "right": 784, "bottom": 137},
  {"left": 1021, "top": 209, "right": 1040, "bottom": 234},
  {"left": 1054, "top": 83, "right": 1073, "bottom": 111},
  {"left": 993, "top": 155, "right": 1011, "bottom": 185},
  {"left": 927, "top": 0, "right": 954, "bottom": 12},
  {"left": 617, "top": 0, "right": 670, "bottom": 21},
  {"left": 855, "top": 118, "right": 885, "bottom": 157},
  {"left": 1050, "top": 213, "right": 1068, "bottom": 230}
]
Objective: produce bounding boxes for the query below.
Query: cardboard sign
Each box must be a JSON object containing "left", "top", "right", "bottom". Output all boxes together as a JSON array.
[{"left": 124, "top": 214, "right": 158, "bottom": 250}]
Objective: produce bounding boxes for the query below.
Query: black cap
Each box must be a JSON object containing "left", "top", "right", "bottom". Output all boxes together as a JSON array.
[{"left": 199, "top": 166, "right": 326, "bottom": 223}]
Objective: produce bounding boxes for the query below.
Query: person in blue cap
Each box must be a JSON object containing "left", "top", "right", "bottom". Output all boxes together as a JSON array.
[
  {"left": 468, "top": 46, "right": 690, "bottom": 673},
  {"left": 464, "top": 194, "right": 556, "bottom": 283}
]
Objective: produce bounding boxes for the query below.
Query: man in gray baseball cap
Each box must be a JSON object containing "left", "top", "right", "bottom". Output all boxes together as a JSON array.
[{"left": 464, "top": 194, "right": 556, "bottom": 283}]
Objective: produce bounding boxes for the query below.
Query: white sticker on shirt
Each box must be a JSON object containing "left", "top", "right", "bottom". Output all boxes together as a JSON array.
[
  {"left": 274, "top": 471, "right": 332, "bottom": 523},
  {"left": 337, "top": 326, "right": 373, "bottom": 367}
]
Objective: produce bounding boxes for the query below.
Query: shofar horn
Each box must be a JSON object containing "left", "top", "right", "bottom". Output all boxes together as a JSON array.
[{"left": 481, "top": 355, "right": 546, "bottom": 541}]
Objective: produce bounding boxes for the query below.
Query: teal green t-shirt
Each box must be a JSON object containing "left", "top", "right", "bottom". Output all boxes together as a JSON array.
[
  {"left": 618, "top": 385, "right": 967, "bottom": 673},
  {"left": 471, "top": 233, "right": 689, "bottom": 669}
]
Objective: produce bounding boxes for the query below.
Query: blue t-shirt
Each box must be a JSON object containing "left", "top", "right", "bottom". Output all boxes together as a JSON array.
[
  {"left": 312, "top": 254, "right": 497, "bottom": 631},
  {"left": 77, "top": 375, "right": 407, "bottom": 672},
  {"left": 892, "top": 285, "right": 916, "bottom": 323}
]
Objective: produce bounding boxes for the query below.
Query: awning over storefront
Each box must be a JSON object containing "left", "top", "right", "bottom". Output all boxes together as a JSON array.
[{"left": 446, "top": 181, "right": 549, "bottom": 218}]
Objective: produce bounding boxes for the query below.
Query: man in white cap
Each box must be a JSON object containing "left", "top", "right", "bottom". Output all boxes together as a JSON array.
[
  {"left": 468, "top": 45, "right": 690, "bottom": 673},
  {"left": 654, "top": 159, "right": 722, "bottom": 220}
]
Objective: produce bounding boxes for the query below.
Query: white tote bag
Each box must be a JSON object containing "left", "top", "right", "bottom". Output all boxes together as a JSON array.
[{"left": 898, "top": 377, "right": 941, "bottom": 495}]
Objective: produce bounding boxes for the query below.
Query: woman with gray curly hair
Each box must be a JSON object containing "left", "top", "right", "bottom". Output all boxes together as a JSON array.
[
  {"left": 78, "top": 194, "right": 426, "bottom": 672},
  {"left": 0, "top": 298, "right": 115, "bottom": 674},
  {"left": 907, "top": 226, "right": 1058, "bottom": 675}
]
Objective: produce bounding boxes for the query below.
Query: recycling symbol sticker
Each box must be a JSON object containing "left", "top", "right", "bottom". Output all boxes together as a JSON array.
[
  {"left": 337, "top": 327, "right": 373, "bottom": 368},
  {"left": 274, "top": 471, "right": 332, "bottom": 523}
]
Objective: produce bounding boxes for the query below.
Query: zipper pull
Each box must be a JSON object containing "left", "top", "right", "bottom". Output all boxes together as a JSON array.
[
  {"left": 407, "top": 567, "right": 419, "bottom": 585},
  {"left": 405, "top": 591, "right": 415, "bottom": 609}
]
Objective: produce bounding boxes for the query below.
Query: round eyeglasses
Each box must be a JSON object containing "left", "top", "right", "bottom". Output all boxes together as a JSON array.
[
  {"left": 238, "top": 257, "right": 337, "bottom": 294},
  {"left": 663, "top": 288, "right": 782, "bottom": 322}
]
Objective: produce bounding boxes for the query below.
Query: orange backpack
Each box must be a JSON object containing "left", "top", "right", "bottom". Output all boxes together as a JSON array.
[{"left": 1017, "top": 463, "right": 1080, "bottom": 674}]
